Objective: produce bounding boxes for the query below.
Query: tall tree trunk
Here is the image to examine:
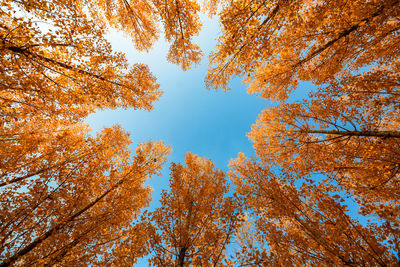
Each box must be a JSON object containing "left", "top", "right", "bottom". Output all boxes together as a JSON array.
[{"left": 176, "top": 246, "right": 188, "bottom": 267}]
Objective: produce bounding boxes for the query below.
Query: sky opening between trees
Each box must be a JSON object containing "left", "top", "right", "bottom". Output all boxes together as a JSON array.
[{"left": 1, "top": 0, "right": 400, "bottom": 265}]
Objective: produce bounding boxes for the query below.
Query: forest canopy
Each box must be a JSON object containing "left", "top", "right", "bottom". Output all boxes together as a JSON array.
[{"left": 1, "top": 0, "right": 400, "bottom": 266}]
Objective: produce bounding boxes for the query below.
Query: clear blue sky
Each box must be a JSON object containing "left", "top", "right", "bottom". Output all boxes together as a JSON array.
[{"left": 85, "top": 16, "right": 268, "bottom": 208}]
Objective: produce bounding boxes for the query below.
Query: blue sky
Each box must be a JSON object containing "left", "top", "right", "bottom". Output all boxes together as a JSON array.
[{"left": 85, "top": 16, "right": 268, "bottom": 208}]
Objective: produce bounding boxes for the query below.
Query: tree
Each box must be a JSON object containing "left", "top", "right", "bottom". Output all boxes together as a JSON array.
[
  {"left": 85, "top": 0, "right": 204, "bottom": 69},
  {"left": 1, "top": 0, "right": 161, "bottom": 125},
  {"left": 2, "top": 0, "right": 205, "bottom": 132},
  {"left": 207, "top": 0, "right": 400, "bottom": 100},
  {"left": 205, "top": 0, "right": 400, "bottom": 264},
  {"left": 249, "top": 99, "right": 400, "bottom": 198},
  {"left": 242, "top": 88, "right": 400, "bottom": 264},
  {"left": 142, "top": 152, "right": 240, "bottom": 266},
  {"left": 230, "top": 155, "right": 400, "bottom": 266},
  {"left": 0, "top": 125, "right": 170, "bottom": 266},
  {"left": 1, "top": 0, "right": 184, "bottom": 264}
]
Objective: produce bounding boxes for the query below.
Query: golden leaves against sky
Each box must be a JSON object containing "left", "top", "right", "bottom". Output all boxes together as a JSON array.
[{"left": 2, "top": 0, "right": 400, "bottom": 265}]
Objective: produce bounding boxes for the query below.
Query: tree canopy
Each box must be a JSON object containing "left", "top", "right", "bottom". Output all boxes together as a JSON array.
[{"left": 1, "top": 0, "right": 400, "bottom": 265}]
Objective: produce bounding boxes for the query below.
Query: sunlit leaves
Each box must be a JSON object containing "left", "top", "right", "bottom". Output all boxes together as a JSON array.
[
  {"left": 0, "top": 0, "right": 173, "bottom": 265},
  {"left": 144, "top": 153, "right": 239, "bottom": 266},
  {"left": 207, "top": 0, "right": 400, "bottom": 100},
  {"left": 213, "top": 0, "right": 400, "bottom": 265},
  {"left": 0, "top": 124, "right": 170, "bottom": 266},
  {"left": 3, "top": 0, "right": 400, "bottom": 265},
  {"left": 86, "top": 0, "right": 203, "bottom": 69}
]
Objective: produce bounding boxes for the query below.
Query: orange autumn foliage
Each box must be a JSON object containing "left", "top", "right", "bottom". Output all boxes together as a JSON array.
[
  {"left": 2, "top": 0, "right": 400, "bottom": 265},
  {"left": 143, "top": 153, "right": 240, "bottom": 266},
  {"left": 231, "top": 156, "right": 399, "bottom": 265},
  {"left": 1, "top": 0, "right": 161, "bottom": 124},
  {"left": 85, "top": 0, "right": 203, "bottom": 68},
  {"left": 215, "top": 0, "right": 400, "bottom": 265},
  {"left": 0, "top": 124, "right": 170, "bottom": 266},
  {"left": 1, "top": 0, "right": 175, "bottom": 265},
  {"left": 207, "top": 0, "right": 400, "bottom": 100}
]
